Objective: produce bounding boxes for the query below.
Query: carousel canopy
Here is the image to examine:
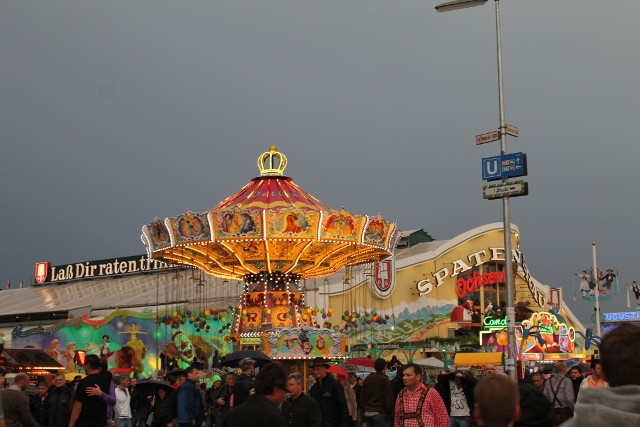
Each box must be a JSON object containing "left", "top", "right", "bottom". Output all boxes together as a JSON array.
[{"left": 141, "top": 147, "right": 398, "bottom": 280}]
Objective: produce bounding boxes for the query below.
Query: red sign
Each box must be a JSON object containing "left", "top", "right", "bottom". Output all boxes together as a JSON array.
[
  {"left": 456, "top": 270, "right": 506, "bottom": 298},
  {"left": 34, "top": 262, "right": 51, "bottom": 284}
]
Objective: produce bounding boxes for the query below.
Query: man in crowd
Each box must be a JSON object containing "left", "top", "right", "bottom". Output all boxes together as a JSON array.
[
  {"left": 48, "top": 372, "right": 74, "bottom": 427},
  {"left": 542, "top": 362, "right": 574, "bottom": 426},
  {"left": 482, "top": 364, "right": 498, "bottom": 377},
  {"left": 69, "top": 354, "right": 113, "bottom": 427},
  {"left": 113, "top": 376, "right": 132, "bottom": 427},
  {"left": 2, "top": 373, "right": 39, "bottom": 427},
  {"left": 435, "top": 371, "right": 476, "bottom": 427},
  {"left": 130, "top": 377, "right": 151, "bottom": 427},
  {"left": 359, "top": 358, "right": 393, "bottom": 427},
  {"left": 394, "top": 363, "right": 448, "bottom": 427},
  {"left": 568, "top": 367, "right": 583, "bottom": 402},
  {"left": 217, "top": 371, "right": 242, "bottom": 420},
  {"left": 281, "top": 372, "right": 321, "bottom": 427},
  {"left": 29, "top": 381, "right": 49, "bottom": 427},
  {"left": 579, "top": 359, "right": 607, "bottom": 391},
  {"left": 530, "top": 372, "right": 545, "bottom": 391},
  {"left": 309, "top": 357, "right": 349, "bottom": 427},
  {"left": 236, "top": 358, "right": 256, "bottom": 404},
  {"left": 221, "top": 361, "right": 288, "bottom": 427},
  {"left": 474, "top": 375, "right": 520, "bottom": 427},
  {"left": 562, "top": 322, "right": 640, "bottom": 426},
  {"left": 177, "top": 365, "right": 204, "bottom": 427}
]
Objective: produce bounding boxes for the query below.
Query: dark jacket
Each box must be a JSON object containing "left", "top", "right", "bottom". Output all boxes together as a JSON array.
[
  {"left": 177, "top": 379, "right": 203, "bottom": 425},
  {"left": 204, "top": 385, "right": 225, "bottom": 416},
  {"left": 359, "top": 371, "right": 393, "bottom": 415},
  {"left": 570, "top": 376, "right": 583, "bottom": 402},
  {"left": 281, "top": 392, "right": 322, "bottom": 427},
  {"left": 218, "top": 383, "right": 245, "bottom": 417},
  {"left": 151, "top": 392, "right": 176, "bottom": 425},
  {"left": 236, "top": 373, "right": 255, "bottom": 403},
  {"left": 2, "top": 389, "right": 39, "bottom": 427},
  {"left": 435, "top": 372, "right": 477, "bottom": 415},
  {"left": 515, "top": 381, "right": 553, "bottom": 427},
  {"left": 29, "top": 393, "right": 49, "bottom": 427},
  {"left": 221, "top": 394, "right": 286, "bottom": 427},
  {"left": 309, "top": 375, "right": 349, "bottom": 427},
  {"left": 47, "top": 384, "right": 73, "bottom": 427}
]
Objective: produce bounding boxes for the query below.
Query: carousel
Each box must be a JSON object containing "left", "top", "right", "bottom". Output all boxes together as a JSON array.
[{"left": 141, "top": 146, "right": 399, "bottom": 360}]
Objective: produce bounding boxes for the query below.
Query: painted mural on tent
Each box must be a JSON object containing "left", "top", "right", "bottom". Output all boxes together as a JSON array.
[{"left": 11, "top": 309, "right": 232, "bottom": 374}]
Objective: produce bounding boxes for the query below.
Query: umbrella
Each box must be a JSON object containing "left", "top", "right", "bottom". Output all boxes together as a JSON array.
[
  {"left": 327, "top": 364, "right": 348, "bottom": 377},
  {"left": 220, "top": 350, "right": 272, "bottom": 367},
  {"left": 337, "top": 363, "right": 358, "bottom": 373},
  {"left": 135, "top": 380, "right": 175, "bottom": 397},
  {"left": 346, "top": 357, "right": 376, "bottom": 368},
  {"left": 413, "top": 357, "right": 445, "bottom": 369}
]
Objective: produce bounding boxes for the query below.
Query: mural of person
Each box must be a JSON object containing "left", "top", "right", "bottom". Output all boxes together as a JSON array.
[
  {"left": 601, "top": 269, "right": 617, "bottom": 296},
  {"left": 577, "top": 270, "right": 591, "bottom": 298},
  {"left": 450, "top": 298, "right": 475, "bottom": 323},
  {"left": 299, "top": 333, "right": 313, "bottom": 356},
  {"left": 100, "top": 335, "right": 114, "bottom": 361},
  {"left": 115, "top": 345, "right": 142, "bottom": 373},
  {"left": 172, "top": 331, "right": 196, "bottom": 364},
  {"left": 629, "top": 281, "right": 640, "bottom": 308},
  {"left": 188, "top": 334, "right": 213, "bottom": 368},
  {"left": 118, "top": 324, "right": 148, "bottom": 364},
  {"left": 281, "top": 336, "right": 298, "bottom": 353},
  {"left": 61, "top": 342, "right": 79, "bottom": 372}
]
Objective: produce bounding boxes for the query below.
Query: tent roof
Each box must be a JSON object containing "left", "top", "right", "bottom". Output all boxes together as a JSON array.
[{"left": 453, "top": 352, "right": 503, "bottom": 367}]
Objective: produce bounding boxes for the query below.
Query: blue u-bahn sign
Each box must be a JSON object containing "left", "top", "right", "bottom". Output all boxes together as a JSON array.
[{"left": 482, "top": 152, "right": 527, "bottom": 181}]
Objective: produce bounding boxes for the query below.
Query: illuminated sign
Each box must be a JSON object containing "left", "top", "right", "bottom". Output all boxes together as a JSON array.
[
  {"left": 415, "top": 247, "right": 546, "bottom": 307},
  {"left": 483, "top": 316, "right": 507, "bottom": 328},
  {"left": 34, "top": 255, "right": 171, "bottom": 285},
  {"left": 603, "top": 312, "right": 640, "bottom": 322},
  {"left": 457, "top": 271, "right": 506, "bottom": 298}
]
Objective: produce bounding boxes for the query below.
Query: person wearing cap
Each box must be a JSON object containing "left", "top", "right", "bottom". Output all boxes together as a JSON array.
[
  {"left": 204, "top": 375, "right": 224, "bottom": 427},
  {"left": 220, "top": 362, "right": 287, "bottom": 427},
  {"left": 236, "top": 358, "right": 256, "bottom": 405},
  {"left": 308, "top": 357, "right": 349, "bottom": 427}
]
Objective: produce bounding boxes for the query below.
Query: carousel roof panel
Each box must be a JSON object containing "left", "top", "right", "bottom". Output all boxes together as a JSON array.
[{"left": 212, "top": 176, "right": 331, "bottom": 212}]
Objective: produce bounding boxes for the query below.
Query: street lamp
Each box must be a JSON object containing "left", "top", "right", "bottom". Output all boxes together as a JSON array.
[{"left": 436, "top": 0, "right": 518, "bottom": 381}]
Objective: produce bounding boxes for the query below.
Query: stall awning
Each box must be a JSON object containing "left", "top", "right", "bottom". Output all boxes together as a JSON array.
[{"left": 453, "top": 352, "right": 503, "bottom": 367}]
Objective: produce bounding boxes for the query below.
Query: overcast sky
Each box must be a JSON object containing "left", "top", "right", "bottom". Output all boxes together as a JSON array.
[{"left": 2, "top": 0, "right": 638, "bottom": 327}]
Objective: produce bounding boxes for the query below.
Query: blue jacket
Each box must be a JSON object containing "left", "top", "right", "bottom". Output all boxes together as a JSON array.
[{"left": 177, "top": 379, "right": 203, "bottom": 425}]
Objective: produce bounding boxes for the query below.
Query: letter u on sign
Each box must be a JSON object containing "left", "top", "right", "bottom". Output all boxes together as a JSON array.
[{"left": 482, "top": 156, "right": 502, "bottom": 181}]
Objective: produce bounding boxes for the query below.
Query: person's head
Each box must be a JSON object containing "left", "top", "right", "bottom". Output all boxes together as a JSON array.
[
  {"left": 402, "top": 363, "right": 423, "bottom": 391},
  {"left": 14, "top": 373, "right": 30, "bottom": 390},
  {"left": 337, "top": 375, "right": 347, "bottom": 386},
  {"left": 130, "top": 377, "right": 137, "bottom": 387},
  {"left": 287, "top": 372, "right": 304, "bottom": 399},
  {"left": 569, "top": 367, "right": 582, "bottom": 379},
  {"left": 453, "top": 371, "right": 464, "bottom": 384},
  {"left": 117, "top": 376, "right": 130, "bottom": 390},
  {"left": 374, "top": 358, "right": 387, "bottom": 373},
  {"left": 600, "top": 322, "right": 640, "bottom": 386},
  {"left": 530, "top": 372, "right": 545, "bottom": 390},
  {"left": 254, "top": 362, "right": 288, "bottom": 406},
  {"left": 474, "top": 375, "right": 520, "bottom": 427},
  {"left": 102, "top": 335, "right": 109, "bottom": 342},
  {"left": 348, "top": 372, "right": 357, "bottom": 385},
  {"left": 186, "top": 365, "right": 204, "bottom": 382},
  {"left": 307, "top": 374, "right": 315, "bottom": 383},
  {"left": 590, "top": 359, "right": 603, "bottom": 379},
  {"left": 311, "top": 357, "right": 329, "bottom": 380},
  {"left": 37, "top": 381, "right": 48, "bottom": 396},
  {"left": 158, "top": 388, "right": 168, "bottom": 399},
  {"left": 212, "top": 375, "right": 222, "bottom": 388},
  {"left": 225, "top": 372, "right": 237, "bottom": 386},
  {"left": 84, "top": 354, "right": 101, "bottom": 374},
  {"left": 484, "top": 364, "right": 498, "bottom": 376},
  {"left": 176, "top": 374, "right": 187, "bottom": 387},
  {"left": 554, "top": 362, "right": 567, "bottom": 376},
  {"left": 53, "top": 373, "right": 66, "bottom": 388},
  {"left": 240, "top": 358, "right": 256, "bottom": 375}
]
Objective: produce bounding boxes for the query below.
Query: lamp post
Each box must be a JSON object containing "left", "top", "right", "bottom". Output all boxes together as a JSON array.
[{"left": 436, "top": 0, "right": 518, "bottom": 381}]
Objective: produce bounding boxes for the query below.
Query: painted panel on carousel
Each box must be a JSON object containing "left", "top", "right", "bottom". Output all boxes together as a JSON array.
[
  {"left": 263, "top": 326, "right": 346, "bottom": 359},
  {"left": 240, "top": 307, "right": 263, "bottom": 332},
  {"left": 266, "top": 209, "right": 318, "bottom": 239},
  {"left": 11, "top": 309, "right": 232, "bottom": 374},
  {"left": 363, "top": 217, "right": 388, "bottom": 247},
  {"left": 167, "top": 211, "right": 211, "bottom": 245},
  {"left": 213, "top": 209, "right": 262, "bottom": 239},
  {"left": 321, "top": 210, "right": 364, "bottom": 242},
  {"left": 145, "top": 219, "right": 172, "bottom": 252}
]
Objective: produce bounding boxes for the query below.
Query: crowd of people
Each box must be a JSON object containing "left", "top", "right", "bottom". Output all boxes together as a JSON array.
[{"left": 1, "top": 322, "right": 638, "bottom": 427}]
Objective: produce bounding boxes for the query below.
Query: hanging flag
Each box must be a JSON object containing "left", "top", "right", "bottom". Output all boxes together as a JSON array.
[
  {"left": 19, "top": 281, "right": 24, "bottom": 289},
  {"left": 627, "top": 284, "right": 631, "bottom": 308},
  {"left": 6, "top": 280, "right": 10, "bottom": 289}
]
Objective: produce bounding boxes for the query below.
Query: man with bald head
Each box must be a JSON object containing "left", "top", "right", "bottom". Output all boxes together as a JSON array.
[{"left": 2, "top": 373, "right": 38, "bottom": 427}]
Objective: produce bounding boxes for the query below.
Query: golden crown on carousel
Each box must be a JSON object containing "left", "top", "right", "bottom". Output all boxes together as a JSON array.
[{"left": 141, "top": 147, "right": 399, "bottom": 280}]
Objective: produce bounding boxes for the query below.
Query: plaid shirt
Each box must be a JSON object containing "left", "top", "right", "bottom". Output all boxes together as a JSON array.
[{"left": 394, "top": 384, "right": 449, "bottom": 427}]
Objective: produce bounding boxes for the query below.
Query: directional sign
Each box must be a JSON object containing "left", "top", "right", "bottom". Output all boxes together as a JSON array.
[
  {"left": 482, "top": 156, "right": 502, "bottom": 181},
  {"left": 500, "top": 152, "right": 527, "bottom": 179},
  {"left": 476, "top": 131, "right": 501, "bottom": 145},
  {"left": 483, "top": 180, "right": 529, "bottom": 199},
  {"left": 505, "top": 124, "right": 519, "bottom": 137}
]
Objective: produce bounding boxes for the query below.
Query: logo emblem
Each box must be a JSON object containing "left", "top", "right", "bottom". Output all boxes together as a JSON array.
[
  {"left": 371, "top": 258, "right": 395, "bottom": 298},
  {"left": 34, "top": 262, "right": 51, "bottom": 284}
]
